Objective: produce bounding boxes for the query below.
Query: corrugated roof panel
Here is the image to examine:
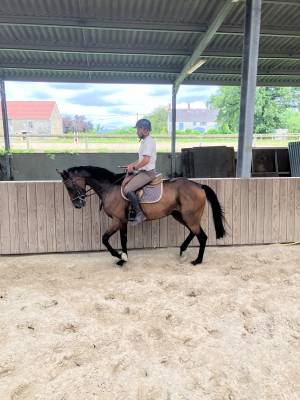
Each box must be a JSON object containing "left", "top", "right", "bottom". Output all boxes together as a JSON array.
[
  {"left": 223, "top": 1, "right": 245, "bottom": 26},
  {"left": 0, "top": 24, "right": 202, "bottom": 54},
  {"left": 0, "top": 25, "right": 84, "bottom": 46},
  {"left": 0, "top": 0, "right": 300, "bottom": 86},
  {"left": 85, "top": 0, "right": 214, "bottom": 25},
  {"left": 260, "top": 36, "right": 300, "bottom": 53},
  {"left": 1, "top": 66, "right": 300, "bottom": 87},
  {"left": 0, "top": 0, "right": 230, "bottom": 26},
  {"left": 1, "top": 0, "right": 80, "bottom": 18},
  {"left": 207, "top": 34, "right": 300, "bottom": 57},
  {"left": 208, "top": 35, "right": 244, "bottom": 52},
  {"left": 0, "top": 50, "right": 187, "bottom": 70},
  {"left": 261, "top": 2, "right": 300, "bottom": 29},
  {"left": 84, "top": 29, "right": 199, "bottom": 51},
  {"left": 203, "top": 57, "right": 241, "bottom": 70}
]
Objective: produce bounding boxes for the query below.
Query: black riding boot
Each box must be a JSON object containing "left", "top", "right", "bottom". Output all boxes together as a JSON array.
[{"left": 126, "top": 191, "right": 146, "bottom": 225}]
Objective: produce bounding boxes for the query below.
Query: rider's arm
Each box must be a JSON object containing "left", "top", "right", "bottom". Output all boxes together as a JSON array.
[
  {"left": 133, "top": 156, "right": 150, "bottom": 170},
  {"left": 127, "top": 156, "right": 150, "bottom": 172}
]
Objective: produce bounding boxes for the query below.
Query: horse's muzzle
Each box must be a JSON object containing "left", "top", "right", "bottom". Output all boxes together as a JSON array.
[{"left": 73, "top": 198, "right": 86, "bottom": 208}]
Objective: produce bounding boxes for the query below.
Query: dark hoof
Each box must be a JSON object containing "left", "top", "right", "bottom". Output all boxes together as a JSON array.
[
  {"left": 116, "top": 259, "right": 126, "bottom": 267},
  {"left": 191, "top": 260, "right": 202, "bottom": 266}
]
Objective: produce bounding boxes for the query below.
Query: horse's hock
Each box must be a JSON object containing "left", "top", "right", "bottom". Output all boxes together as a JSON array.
[{"left": 0, "top": 177, "right": 299, "bottom": 255}]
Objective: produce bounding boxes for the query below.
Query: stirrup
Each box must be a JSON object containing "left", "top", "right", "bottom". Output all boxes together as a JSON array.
[
  {"left": 131, "top": 212, "right": 146, "bottom": 226},
  {"left": 128, "top": 207, "right": 136, "bottom": 221}
]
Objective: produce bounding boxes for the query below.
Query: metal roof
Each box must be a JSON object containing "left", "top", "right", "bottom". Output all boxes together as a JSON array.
[
  {"left": 0, "top": 0, "right": 299, "bottom": 86},
  {"left": 0, "top": 101, "right": 56, "bottom": 119}
]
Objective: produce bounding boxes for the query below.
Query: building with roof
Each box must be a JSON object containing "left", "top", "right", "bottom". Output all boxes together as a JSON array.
[
  {"left": 0, "top": 101, "right": 63, "bottom": 136},
  {"left": 168, "top": 104, "right": 218, "bottom": 133}
]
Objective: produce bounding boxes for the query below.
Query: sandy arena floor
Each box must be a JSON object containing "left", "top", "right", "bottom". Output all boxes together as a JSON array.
[{"left": 0, "top": 244, "right": 299, "bottom": 400}]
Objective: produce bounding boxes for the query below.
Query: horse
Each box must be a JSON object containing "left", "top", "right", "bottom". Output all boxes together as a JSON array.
[{"left": 58, "top": 166, "right": 225, "bottom": 266}]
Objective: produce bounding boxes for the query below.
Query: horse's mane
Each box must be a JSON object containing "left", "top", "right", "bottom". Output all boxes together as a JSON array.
[{"left": 67, "top": 166, "right": 125, "bottom": 185}]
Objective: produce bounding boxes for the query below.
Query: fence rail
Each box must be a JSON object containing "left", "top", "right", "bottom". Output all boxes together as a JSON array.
[
  {"left": 4, "top": 133, "right": 300, "bottom": 139},
  {"left": 1, "top": 133, "right": 299, "bottom": 153},
  {"left": 0, "top": 177, "right": 299, "bottom": 255}
]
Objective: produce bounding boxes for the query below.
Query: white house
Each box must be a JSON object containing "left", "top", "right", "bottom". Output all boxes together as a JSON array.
[{"left": 168, "top": 103, "right": 218, "bottom": 134}]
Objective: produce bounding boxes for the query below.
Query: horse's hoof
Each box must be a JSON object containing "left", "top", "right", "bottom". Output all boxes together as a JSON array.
[
  {"left": 191, "top": 260, "right": 202, "bottom": 266},
  {"left": 180, "top": 252, "right": 187, "bottom": 263},
  {"left": 116, "top": 259, "right": 125, "bottom": 267},
  {"left": 121, "top": 252, "right": 128, "bottom": 262}
]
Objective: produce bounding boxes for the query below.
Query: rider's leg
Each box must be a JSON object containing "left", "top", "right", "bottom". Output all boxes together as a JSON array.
[{"left": 124, "top": 171, "right": 155, "bottom": 224}]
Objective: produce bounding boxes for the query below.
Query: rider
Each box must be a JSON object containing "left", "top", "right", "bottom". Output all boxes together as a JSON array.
[{"left": 124, "top": 118, "right": 157, "bottom": 225}]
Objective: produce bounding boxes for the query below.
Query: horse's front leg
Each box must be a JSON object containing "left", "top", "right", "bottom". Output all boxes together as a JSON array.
[
  {"left": 116, "top": 224, "right": 128, "bottom": 266},
  {"left": 102, "top": 217, "right": 123, "bottom": 265}
]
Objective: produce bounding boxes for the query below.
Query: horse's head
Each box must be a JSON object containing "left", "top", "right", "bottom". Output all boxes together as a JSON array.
[{"left": 57, "top": 168, "right": 87, "bottom": 209}]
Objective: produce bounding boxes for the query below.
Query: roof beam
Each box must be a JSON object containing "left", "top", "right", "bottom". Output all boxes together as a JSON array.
[
  {"left": 0, "top": 64, "right": 181, "bottom": 74},
  {"left": 0, "top": 17, "right": 207, "bottom": 33},
  {"left": 203, "top": 52, "right": 300, "bottom": 60},
  {"left": 262, "top": 0, "right": 300, "bottom": 4},
  {"left": 1, "top": 69, "right": 300, "bottom": 87},
  {"left": 1, "top": 46, "right": 300, "bottom": 61},
  {"left": 2, "top": 60, "right": 300, "bottom": 76},
  {"left": 2, "top": 59, "right": 300, "bottom": 77},
  {"left": 174, "top": 0, "right": 238, "bottom": 91},
  {"left": 218, "top": 27, "right": 300, "bottom": 38},
  {"left": 0, "top": 43, "right": 189, "bottom": 57},
  {"left": 196, "top": 69, "right": 300, "bottom": 76},
  {"left": 0, "top": 19, "right": 300, "bottom": 38}
]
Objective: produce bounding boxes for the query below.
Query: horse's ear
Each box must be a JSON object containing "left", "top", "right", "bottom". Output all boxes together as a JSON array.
[{"left": 56, "top": 169, "right": 68, "bottom": 179}]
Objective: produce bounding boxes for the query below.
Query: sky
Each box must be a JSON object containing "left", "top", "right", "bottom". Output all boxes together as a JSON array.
[{"left": 5, "top": 81, "right": 219, "bottom": 130}]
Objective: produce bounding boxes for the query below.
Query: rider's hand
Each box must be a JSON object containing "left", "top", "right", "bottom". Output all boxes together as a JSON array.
[{"left": 127, "top": 164, "right": 136, "bottom": 173}]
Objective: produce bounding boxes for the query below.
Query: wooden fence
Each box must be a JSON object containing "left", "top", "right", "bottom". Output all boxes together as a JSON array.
[{"left": 0, "top": 178, "right": 299, "bottom": 255}]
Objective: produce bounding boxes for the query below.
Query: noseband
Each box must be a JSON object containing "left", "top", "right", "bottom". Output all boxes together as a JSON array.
[{"left": 63, "top": 176, "right": 94, "bottom": 203}]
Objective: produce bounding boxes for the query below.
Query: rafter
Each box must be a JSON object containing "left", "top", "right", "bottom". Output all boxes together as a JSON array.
[{"left": 0, "top": 19, "right": 299, "bottom": 38}]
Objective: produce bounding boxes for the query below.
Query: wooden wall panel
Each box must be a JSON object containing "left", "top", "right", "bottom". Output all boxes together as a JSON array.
[{"left": 1, "top": 178, "right": 300, "bottom": 255}]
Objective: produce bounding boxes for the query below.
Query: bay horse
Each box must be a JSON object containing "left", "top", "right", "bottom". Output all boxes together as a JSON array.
[{"left": 58, "top": 166, "right": 225, "bottom": 266}]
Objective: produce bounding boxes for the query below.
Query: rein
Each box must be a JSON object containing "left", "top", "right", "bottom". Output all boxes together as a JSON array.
[{"left": 63, "top": 173, "right": 126, "bottom": 203}]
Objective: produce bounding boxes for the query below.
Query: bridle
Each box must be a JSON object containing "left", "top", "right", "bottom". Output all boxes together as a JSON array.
[
  {"left": 63, "top": 176, "right": 95, "bottom": 203},
  {"left": 62, "top": 173, "right": 126, "bottom": 205}
]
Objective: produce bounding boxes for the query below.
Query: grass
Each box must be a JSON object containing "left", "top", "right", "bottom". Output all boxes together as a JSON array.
[{"left": 3, "top": 132, "right": 297, "bottom": 153}]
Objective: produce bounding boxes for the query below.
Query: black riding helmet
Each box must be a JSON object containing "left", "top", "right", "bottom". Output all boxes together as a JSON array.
[{"left": 135, "top": 118, "right": 152, "bottom": 131}]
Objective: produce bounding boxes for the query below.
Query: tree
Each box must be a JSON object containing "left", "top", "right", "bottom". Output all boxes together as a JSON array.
[
  {"left": 63, "top": 115, "right": 93, "bottom": 133},
  {"left": 208, "top": 87, "right": 240, "bottom": 132},
  {"left": 283, "top": 109, "right": 300, "bottom": 133},
  {"left": 146, "top": 106, "right": 168, "bottom": 134},
  {"left": 208, "top": 86, "right": 300, "bottom": 133}
]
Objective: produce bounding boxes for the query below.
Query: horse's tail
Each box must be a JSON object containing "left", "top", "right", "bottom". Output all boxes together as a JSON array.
[{"left": 201, "top": 184, "right": 226, "bottom": 239}]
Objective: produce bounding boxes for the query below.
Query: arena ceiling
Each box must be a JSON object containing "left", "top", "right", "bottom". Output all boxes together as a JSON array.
[{"left": 0, "top": 0, "right": 299, "bottom": 86}]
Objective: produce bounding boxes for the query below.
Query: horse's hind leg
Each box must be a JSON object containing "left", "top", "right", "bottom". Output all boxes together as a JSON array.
[
  {"left": 191, "top": 227, "right": 207, "bottom": 266},
  {"left": 171, "top": 211, "right": 195, "bottom": 257},
  {"left": 180, "top": 232, "right": 195, "bottom": 257},
  {"left": 180, "top": 211, "right": 207, "bottom": 265}
]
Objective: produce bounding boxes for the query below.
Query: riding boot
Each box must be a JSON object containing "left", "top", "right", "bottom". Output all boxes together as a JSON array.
[{"left": 126, "top": 191, "right": 146, "bottom": 225}]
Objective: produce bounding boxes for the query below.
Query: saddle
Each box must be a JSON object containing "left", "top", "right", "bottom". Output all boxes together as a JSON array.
[{"left": 121, "top": 174, "right": 163, "bottom": 204}]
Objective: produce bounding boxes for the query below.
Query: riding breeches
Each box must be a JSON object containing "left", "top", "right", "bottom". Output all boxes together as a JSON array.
[{"left": 124, "top": 170, "right": 156, "bottom": 195}]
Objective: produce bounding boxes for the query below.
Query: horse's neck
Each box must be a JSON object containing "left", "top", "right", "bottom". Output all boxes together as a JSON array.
[{"left": 86, "top": 177, "right": 115, "bottom": 200}]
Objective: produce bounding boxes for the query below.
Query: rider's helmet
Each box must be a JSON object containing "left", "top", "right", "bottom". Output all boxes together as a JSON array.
[{"left": 135, "top": 118, "right": 152, "bottom": 132}]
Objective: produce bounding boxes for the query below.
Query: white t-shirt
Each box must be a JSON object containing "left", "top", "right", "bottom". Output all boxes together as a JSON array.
[{"left": 138, "top": 135, "right": 156, "bottom": 171}]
